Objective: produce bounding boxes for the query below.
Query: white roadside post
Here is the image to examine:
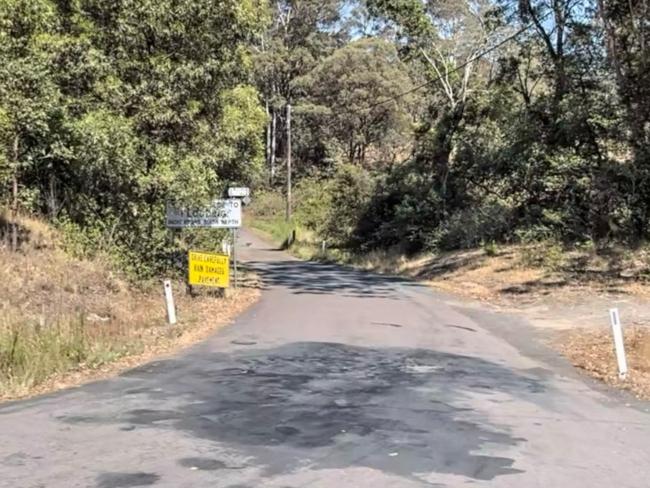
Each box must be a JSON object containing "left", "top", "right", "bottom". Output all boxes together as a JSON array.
[
  {"left": 163, "top": 279, "right": 177, "bottom": 325},
  {"left": 222, "top": 239, "right": 231, "bottom": 256},
  {"left": 609, "top": 308, "right": 628, "bottom": 379}
]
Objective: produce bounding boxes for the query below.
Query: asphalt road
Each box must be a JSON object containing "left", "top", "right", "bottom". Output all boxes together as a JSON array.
[{"left": 1, "top": 229, "right": 649, "bottom": 488}]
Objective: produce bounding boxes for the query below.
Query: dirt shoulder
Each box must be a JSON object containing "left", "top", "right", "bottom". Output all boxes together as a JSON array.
[
  {"left": 5, "top": 284, "right": 260, "bottom": 403},
  {"left": 0, "top": 216, "right": 260, "bottom": 402},
  {"left": 392, "top": 244, "right": 650, "bottom": 400}
]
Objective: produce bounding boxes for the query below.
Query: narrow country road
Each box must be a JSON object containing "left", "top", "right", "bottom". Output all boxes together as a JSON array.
[{"left": 1, "top": 229, "right": 649, "bottom": 488}]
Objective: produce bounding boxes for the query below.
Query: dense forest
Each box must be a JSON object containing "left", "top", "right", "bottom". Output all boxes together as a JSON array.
[{"left": 1, "top": 0, "right": 649, "bottom": 274}]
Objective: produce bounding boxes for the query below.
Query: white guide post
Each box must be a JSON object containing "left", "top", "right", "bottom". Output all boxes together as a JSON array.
[
  {"left": 163, "top": 279, "right": 177, "bottom": 325},
  {"left": 609, "top": 308, "right": 628, "bottom": 379}
]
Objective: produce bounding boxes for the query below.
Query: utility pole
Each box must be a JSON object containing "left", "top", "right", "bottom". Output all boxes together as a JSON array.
[
  {"left": 11, "top": 135, "right": 19, "bottom": 252},
  {"left": 271, "top": 109, "right": 277, "bottom": 184},
  {"left": 285, "top": 103, "right": 292, "bottom": 222}
]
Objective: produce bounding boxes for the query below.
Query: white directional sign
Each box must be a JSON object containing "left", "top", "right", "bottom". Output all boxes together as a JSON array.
[
  {"left": 228, "top": 187, "right": 250, "bottom": 198},
  {"left": 166, "top": 199, "right": 241, "bottom": 228}
]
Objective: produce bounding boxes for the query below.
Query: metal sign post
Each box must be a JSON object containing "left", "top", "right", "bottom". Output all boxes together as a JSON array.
[{"left": 232, "top": 228, "right": 238, "bottom": 289}]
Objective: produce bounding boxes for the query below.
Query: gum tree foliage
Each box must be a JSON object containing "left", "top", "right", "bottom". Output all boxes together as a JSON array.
[
  {"left": 0, "top": 0, "right": 267, "bottom": 275},
  {"left": 323, "top": 0, "right": 647, "bottom": 252},
  {"left": 598, "top": 0, "right": 650, "bottom": 235},
  {"left": 4, "top": 0, "right": 649, "bottom": 265},
  {"left": 253, "top": 0, "right": 344, "bottom": 178},
  {"left": 297, "top": 38, "right": 415, "bottom": 166}
]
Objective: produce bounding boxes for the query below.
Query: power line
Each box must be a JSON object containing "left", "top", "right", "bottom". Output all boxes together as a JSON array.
[{"left": 359, "top": 11, "right": 552, "bottom": 112}]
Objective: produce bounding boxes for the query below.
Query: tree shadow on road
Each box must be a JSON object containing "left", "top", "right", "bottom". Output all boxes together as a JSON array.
[
  {"left": 59, "top": 343, "right": 548, "bottom": 485},
  {"left": 244, "top": 259, "right": 427, "bottom": 299}
]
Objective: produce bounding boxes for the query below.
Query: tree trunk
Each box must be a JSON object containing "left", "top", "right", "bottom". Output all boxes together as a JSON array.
[
  {"left": 270, "top": 109, "right": 277, "bottom": 184},
  {"left": 433, "top": 104, "right": 464, "bottom": 202},
  {"left": 47, "top": 173, "right": 58, "bottom": 219},
  {"left": 265, "top": 99, "right": 272, "bottom": 182},
  {"left": 11, "top": 135, "right": 19, "bottom": 252}
]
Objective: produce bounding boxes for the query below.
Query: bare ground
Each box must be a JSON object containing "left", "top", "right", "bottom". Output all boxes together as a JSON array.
[{"left": 388, "top": 244, "right": 650, "bottom": 399}]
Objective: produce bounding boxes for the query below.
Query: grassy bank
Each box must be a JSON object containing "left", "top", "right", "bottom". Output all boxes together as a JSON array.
[{"left": 0, "top": 214, "right": 258, "bottom": 401}]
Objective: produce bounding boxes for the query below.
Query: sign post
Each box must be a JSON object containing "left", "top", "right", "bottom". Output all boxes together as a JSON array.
[{"left": 232, "top": 228, "right": 238, "bottom": 289}]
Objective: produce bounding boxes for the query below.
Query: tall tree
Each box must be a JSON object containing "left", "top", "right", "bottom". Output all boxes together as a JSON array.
[
  {"left": 253, "top": 0, "right": 344, "bottom": 180},
  {"left": 1, "top": 0, "right": 268, "bottom": 274},
  {"left": 0, "top": 0, "right": 61, "bottom": 249},
  {"left": 299, "top": 38, "right": 415, "bottom": 165},
  {"left": 598, "top": 0, "right": 650, "bottom": 234},
  {"left": 368, "top": 0, "right": 504, "bottom": 211}
]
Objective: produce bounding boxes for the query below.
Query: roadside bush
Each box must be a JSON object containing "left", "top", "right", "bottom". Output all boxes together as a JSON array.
[
  {"left": 519, "top": 240, "right": 566, "bottom": 271},
  {"left": 293, "top": 177, "right": 333, "bottom": 233},
  {"left": 247, "top": 190, "right": 285, "bottom": 220},
  {"left": 324, "top": 164, "right": 375, "bottom": 247},
  {"left": 431, "top": 201, "right": 513, "bottom": 251}
]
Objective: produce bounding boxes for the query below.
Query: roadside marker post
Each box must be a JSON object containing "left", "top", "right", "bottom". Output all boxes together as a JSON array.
[
  {"left": 163, "top": 279, "right": 177, "bottom": 325},
  {"left": 609, "top": 308, "right": 628, "bottom": 379}
]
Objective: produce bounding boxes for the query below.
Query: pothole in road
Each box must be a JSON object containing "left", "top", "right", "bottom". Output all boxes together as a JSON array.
[
  {"left": 178, "top": 457, "right": 245, "bottom": 471},
  {"left": 231, "top": 340, "right": 257, "bottom": 346},
  {"left": 275, "top": 425, "right": 301, "bottom": 436},
  {"left": 371, "top": 321, "right": 403, "bottom": 328},
  {"left": 96, "top": 472, "right": 160, "bottom": 488}
]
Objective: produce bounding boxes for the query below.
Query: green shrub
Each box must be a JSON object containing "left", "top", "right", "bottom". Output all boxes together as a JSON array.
[
  {"left": 293, "top": 178, "right": 333, "bottom": 233},
  {"left": 324, "top": 164, "right": 375, "bottom": 247},
  {"left": 482, "top": 240, "right": 498, "bottom": 256},
  {"left": 428, "top": 201, "right": 513, "bottom": 251}
]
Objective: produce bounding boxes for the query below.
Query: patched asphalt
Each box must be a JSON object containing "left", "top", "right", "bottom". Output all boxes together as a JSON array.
[{"left": 0, "top": 229, "right": 649, "bottom": 487}]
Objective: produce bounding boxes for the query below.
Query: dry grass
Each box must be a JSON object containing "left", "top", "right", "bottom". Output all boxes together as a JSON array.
[
  {"left": 0, "top": 214, "right": 260, "bottom": 401},
  {"left": 559, "top": 326, "right": 650, "bottom": 400},
  {"left": 355, "top": 242, "right": 650, "bottom": 305}
]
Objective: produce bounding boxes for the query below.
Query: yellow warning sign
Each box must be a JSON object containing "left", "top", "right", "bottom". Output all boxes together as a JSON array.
[{"left": 188, "top": 250, "right": 230, "bottom": 288}]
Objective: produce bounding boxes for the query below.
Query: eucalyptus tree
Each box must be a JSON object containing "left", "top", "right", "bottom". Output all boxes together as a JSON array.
[
  {"left": 0, "top": 0, "right": 61, "bottom": 249},
  {"left": 1, "top": 0, "right": 268, "bottom": 274},
  {"left": 253, "top": 0, "right": 345, "bottom": 180},
  {"left": 299, "top": 38, "right": 415, "bottom": 166}
]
